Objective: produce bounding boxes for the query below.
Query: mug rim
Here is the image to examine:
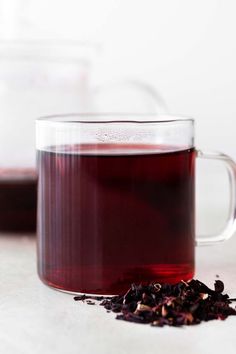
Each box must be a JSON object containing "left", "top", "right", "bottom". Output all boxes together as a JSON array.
[{"left": 36, "top": 113, "right": 194, "bottom": 124}]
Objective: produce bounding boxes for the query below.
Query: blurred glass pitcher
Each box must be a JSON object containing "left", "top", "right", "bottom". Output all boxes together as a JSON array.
[{"left": 0, "top": 40, "right": 166, "bottom": 233}]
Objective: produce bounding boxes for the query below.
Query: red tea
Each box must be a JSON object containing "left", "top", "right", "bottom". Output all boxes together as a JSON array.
[
  {"left": 0, "top": 169, "right": 37, "bottom": 232},
  {"left": 37, "top": 144, "right": 195, "bottom": 294}
]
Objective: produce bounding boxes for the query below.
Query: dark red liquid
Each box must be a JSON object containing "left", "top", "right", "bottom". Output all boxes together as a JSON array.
[
  {"left": 0, "top": 169, "right": 37, "bottom": 232},
  {"left": 37, "top": 144, "right": 195, "bottom": 294}
]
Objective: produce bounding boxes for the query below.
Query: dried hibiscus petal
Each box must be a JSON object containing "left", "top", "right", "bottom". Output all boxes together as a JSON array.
[
  {"left": 74, "top": 279, "right": 236, "bottom": 327},
  {"left": 214, "top": 280, "right": 224, "bottom": 293}
]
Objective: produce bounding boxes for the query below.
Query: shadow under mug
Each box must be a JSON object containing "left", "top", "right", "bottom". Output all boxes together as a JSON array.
[{"left": 36, "top": 114, "right": 236, "bottom": 295}]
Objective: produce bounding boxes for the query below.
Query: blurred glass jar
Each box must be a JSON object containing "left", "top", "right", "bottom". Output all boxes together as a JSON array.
[
  {"left": 0, "top": 40, "right": 95, "bottom": 232},
  {"left": 0, "top": 40, "right": 167, "bottom": 233}
]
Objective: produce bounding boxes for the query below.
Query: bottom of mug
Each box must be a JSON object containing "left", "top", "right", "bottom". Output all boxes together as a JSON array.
[
  {"left": 42, "top": 281, "right": 116, "bottom": 297},
  {"left": 38, "top": 263, "right": 194, "bottom": 296}
]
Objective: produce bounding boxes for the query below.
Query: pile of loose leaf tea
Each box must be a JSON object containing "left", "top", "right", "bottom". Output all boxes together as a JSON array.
[{"left": 74, "top": 279, "right": 236, "bottom": 327}]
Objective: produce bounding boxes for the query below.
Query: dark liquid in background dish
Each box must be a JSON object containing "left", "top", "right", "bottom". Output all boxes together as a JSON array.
[
  {"left": 37, "top": 144, "right": 195, "bottom": 294},
  {"left": 0, "top": 169, "right": 37, "bottom": 232}
]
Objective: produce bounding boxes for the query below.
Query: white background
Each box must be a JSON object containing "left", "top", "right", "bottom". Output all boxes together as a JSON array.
[{"left": 1, "top": 0, "right": 235, "bottom": 155}]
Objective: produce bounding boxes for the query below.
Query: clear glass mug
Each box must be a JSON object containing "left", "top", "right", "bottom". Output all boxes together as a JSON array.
[{"left": 36, "top": 114, "right": 236, "bottom": 295}]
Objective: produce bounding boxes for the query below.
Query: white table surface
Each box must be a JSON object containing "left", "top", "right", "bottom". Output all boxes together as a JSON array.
[{"left": 1, "top": 229, "right": 236, "bottom": 354}]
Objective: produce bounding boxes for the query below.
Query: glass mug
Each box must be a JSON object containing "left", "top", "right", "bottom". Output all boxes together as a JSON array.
[{"left": 36, "top": 114, "right": 236, "bottom": 295}]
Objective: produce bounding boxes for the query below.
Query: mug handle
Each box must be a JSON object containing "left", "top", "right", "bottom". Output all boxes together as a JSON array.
[
  {"left": 92, "top": 78, "right": 168, "bottom": 114},
  {"left": 196, "top": 149, "right": 236, "bottom": 245}
]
